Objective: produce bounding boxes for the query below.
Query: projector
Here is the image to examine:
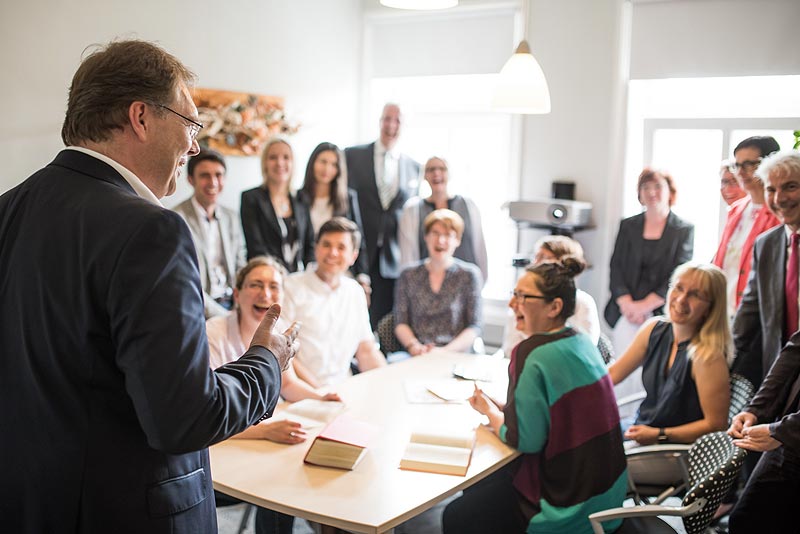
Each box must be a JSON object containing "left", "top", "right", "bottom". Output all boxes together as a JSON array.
[{"left": 507, "top": 198, "right": 592, "bottom": 227}]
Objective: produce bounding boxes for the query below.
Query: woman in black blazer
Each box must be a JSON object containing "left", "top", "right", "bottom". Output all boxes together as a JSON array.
[
  {"left": 241, "top": 137, "right": 315, "bottom": 272},
  {"left": 297, "top": 142, "right": 369, "bottom": 283},
  {"left": 604, "top": 168, "right": 694, "bottom": 353}
]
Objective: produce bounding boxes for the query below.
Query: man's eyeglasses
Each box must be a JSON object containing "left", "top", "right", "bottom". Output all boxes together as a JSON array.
[
  {"left": 510, "top": 290, "right": 548, "bottom": 303},
  {"left": 731, "top": 159, "right": 762, "bottom": 173},
  {"left": 157, "top": 104, "right": 204, "bottom": 140}
]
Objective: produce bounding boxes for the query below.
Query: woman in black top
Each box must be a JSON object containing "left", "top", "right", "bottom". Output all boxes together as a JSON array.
[
  {"left": 240, "top": 137, "right": 314, "bottom": 272},
  {"left": 296, "top": 142, "right": 368, "bottom": 280},
  {"left": 604, "top": 168, "right": 694, "bottom": 354}
]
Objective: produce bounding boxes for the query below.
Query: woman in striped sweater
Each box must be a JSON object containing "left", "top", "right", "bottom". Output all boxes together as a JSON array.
[{"left": 443, "top": 258, "right": 628, "bottom": 534}]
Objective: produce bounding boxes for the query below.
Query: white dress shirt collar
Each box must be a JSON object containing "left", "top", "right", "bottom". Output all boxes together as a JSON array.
[{"left": 65, "top": 146, "right": 162, "bottom": 206}]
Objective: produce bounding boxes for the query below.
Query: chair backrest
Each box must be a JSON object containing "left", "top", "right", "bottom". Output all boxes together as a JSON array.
[
  {"left": 728, "top": 373, "right": 755, "bottom": 424},
  {"left": 597, "top": 332, "right": 615, "bottom": 365},
  {"left": 376, "top": 313, "right": 403, "bottom": 354},
  {"left": 681, "top": 432, "right": 747, "bottom": 534}
]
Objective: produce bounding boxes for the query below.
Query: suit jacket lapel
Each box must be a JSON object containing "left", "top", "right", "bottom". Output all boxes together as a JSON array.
[{"left": 256, "top": 187, "right": 280, "bottom": 240}]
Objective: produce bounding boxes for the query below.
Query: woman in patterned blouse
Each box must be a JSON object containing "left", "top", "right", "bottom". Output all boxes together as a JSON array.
[{"left": 393, "top": 209, "right": 483, "bottom": 355}]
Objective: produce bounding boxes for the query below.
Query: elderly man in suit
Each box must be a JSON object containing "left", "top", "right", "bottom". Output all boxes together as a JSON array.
[
  {"left": 346, "top": 103, "right": 420, "bottom": 329},
  {"left": 731, "top": 149, "right": 798, "bottom": 390},
  {"left": 173, "top": 149, "right": 246, "bottom": 317},
  {"left": 0, "top": 40, "right": 295, "bottom": 534}
]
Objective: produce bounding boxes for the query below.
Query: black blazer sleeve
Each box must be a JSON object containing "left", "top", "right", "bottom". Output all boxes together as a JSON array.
[
  {"left": 347, "top": 188, "right": 369, "bottom": 276},
  {"left": 748, "top": 331, "right": 800, "bottom": 450},
  {"left": 292, "top": 194, "right": 316, "bottom": 269},
  {"left": 241, "top": 188, "right": 268, "bottom": 259},
  {"left": 604, "top": 217, "right": 635, "bottom": 327}
]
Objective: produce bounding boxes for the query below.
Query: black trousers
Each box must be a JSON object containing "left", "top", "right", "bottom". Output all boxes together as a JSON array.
[
  {"left": 442, "top": 461, "right": 528, "bottom": 534},
  {"left": 368, "top": 265, "right": 396, "bottom": 331},
  {"left": 729, "top": 447, "right": 800, "bottom": 533},
  {"left": 214, "top": 491, "right": 294, "bottom": 534}
]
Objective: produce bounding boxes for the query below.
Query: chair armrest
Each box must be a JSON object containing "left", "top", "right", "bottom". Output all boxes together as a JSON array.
[
  {"left": 588, "top": 501, "right": 705, "bottom": 534},
  {"left": 625, "top": 443, "right": 692, "bottom": 456}
]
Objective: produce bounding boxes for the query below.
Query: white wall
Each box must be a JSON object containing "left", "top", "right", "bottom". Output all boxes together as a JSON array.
[
  {"left": 0, "top": 0, "right": 363, "bottom": 211},
  {"left": 519, "top": 0, "right": 629, "bottom": 317}
]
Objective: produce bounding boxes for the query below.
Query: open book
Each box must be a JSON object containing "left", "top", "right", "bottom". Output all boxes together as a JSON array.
[
  {"left": 275, "top": 399, "right": 346, "bottom": 429},
  {"left": 303, "top": 415, "right": 377, "bottom": 470},
  {"left": 399, "top": 427, "right": 476, "bottom": 476}
]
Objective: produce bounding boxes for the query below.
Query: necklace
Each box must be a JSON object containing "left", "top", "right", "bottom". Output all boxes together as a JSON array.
[{"left": 273, "top": 198, "right": 290, "bottom": 217}]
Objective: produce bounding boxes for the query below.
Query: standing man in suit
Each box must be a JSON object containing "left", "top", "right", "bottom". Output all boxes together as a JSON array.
[
  {"left": 728, "top": 326, "right": 800, "bottom": 532},
  {"left": 0, "top": 40, "right": 295, "bottom": 534},
  {"left": 346, "top": 103, "right": 420, "bottom": 329},
  {"left": 731, "top": 148, "right": 794, "bottom": 390},
  {"left": 173, "top": 149, "right": 247, "bottom": 318}
]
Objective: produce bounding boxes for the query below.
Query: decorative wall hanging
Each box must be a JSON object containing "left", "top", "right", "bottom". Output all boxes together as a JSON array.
[{"left": 192, "top": 88, "right": 300, "bottom": 156}]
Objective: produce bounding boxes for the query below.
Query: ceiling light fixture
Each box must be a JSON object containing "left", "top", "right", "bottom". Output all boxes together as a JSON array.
[
  {"left": 491, "top": 0, "right": 551, "bottom": 114},
  {"left": 380, "top": 0, "right": 458, "bottom": 10}
]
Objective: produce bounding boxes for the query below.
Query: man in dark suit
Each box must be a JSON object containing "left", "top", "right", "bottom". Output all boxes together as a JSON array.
[
  {"left": 731, "top": 141, "right": 790, "bottom": 390},
  {"left": 345, "top": 103, "right": 420, "bottom": 329},
  {"left": 0, "top": 40, "right": 295, "bottom": 534},
  {"left": 729, "top": 281, "right": 800, "bottom": 530},
  {"left": 173, "top": 149, "right": 247, "bottom": 318}
]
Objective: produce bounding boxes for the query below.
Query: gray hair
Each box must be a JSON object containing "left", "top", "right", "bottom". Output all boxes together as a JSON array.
[{"left": 756, "top": 149, "right": 800, "bottom": 182}]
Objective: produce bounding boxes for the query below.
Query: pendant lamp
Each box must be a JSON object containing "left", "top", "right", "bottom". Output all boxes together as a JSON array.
[
  {"left": 491, "top": 0, "right": 551, "bottom": 114},
  {"left": 380, "top": 0, "right": 457, "bottom": 10}
]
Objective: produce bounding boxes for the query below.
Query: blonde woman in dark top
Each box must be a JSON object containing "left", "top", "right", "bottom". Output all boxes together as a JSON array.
[
  {"left": 609, "top": 262, "right": 730, "bottom": 446},
  {"left": 241, "top": 137, "right": 315, "bottom": 272}
]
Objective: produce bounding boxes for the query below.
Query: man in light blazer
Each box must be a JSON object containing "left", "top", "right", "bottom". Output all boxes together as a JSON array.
[
  {"left": 732, "top": 150, "right": 800, "bottom": 390},
  {"left": 0, "top": 40, "right": 294, "bottom": 534},
  {"left": 173, "top": 149, "right": 246, "bottom": 317},
  {"left": 346, "top": 103, "right": 420, "bottom": 329}
]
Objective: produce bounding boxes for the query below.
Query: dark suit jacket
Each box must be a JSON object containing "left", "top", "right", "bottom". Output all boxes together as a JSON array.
[
  {"left": 296, "top": 188, "right": 368, "bottom": 276},
  {"left": 345, "top": 142, "right": 420, "bottom": 279},
  {"left": 604, "top": 211, "right": 695, "bottom": 328},
  {"left": 747, "top": 330, "right": 800, "bottom": 452},
  {"left": 0, "top": 150, "right": 283, "bottom": 533},
  {"left": 732, "top": 224, "right": 787, "bottom": 389},
  {"left": 240, "top": 186, "right": 315, "bottom": 272}
]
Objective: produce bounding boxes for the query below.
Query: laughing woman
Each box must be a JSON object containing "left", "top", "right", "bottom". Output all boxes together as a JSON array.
[
  {"left": 443, "top": 258, "right": 627, "bottom": 534},
  {"left": 609, "top": 262, "right": 730, "bottom": 446},
  {"left": 393, "top": 209, "right": 482, "bottom": 355}
]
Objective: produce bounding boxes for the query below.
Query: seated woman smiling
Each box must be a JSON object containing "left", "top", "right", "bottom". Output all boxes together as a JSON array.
[
  {"left": 393, "top": 209, "right": 482, "bottom": 355},
  {"left": 206, "top": 255, "right": 340, "bottom": 445},
  {"left": 609, "top": 262, "right": 730, "bottom": 446}
]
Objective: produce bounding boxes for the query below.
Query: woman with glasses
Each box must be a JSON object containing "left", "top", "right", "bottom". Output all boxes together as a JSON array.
[
  {"left": 443, "top": 258, "right": 627, "bottom": 534},
  {"left": 393, "top": 209, "right": 482, "bottom": 356},
  {"left": 502, "top": 235, "right": 600, "bottom": 356},
  {"left": 713, "top": 136, "right": 781, "bottom": 319},
  {"left": 297, "top": 141, "right": 369, "bottom": 283},
  {"left": 604, "top": 168, "right": 694, "bottom": 357},
  {"left": 398, "top": 156, "right": 488, "bottom": 284},
  {"left": 206, "top": 255, "right": 340, "bottom": 534},
  {"left": 609, "top": 262, "right": 730, "bottom": 446},
  {"left": 241, "top": 137, "right": 315, "bottom": 272}
]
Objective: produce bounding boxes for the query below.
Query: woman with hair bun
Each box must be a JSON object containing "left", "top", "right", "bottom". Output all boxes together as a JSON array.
[{"left": 444, "top": 257, "right": 627, "bottom": 534}]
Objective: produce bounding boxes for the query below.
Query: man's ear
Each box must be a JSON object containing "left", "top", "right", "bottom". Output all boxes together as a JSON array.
[{"left": 128, "top": 101, "right": 149, "bottom": 142}]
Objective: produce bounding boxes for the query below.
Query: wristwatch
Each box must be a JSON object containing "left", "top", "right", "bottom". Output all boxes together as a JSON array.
[{"left": 658, "top": 428, "right": 668, "bottom": 443}]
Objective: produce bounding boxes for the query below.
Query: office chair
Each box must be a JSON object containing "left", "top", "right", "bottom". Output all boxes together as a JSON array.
[
  {"left": 589, "top": 431, "right": 747, "bottom": 534},
  {"left": 622, "top": 373, "right": 754, "bottom": 504}
]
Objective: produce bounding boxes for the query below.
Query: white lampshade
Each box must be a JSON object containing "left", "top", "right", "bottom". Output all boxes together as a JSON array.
[
  {"left": 491, "top": 41, "right": 551, "bottom": 114},
  {"left": 380, "top": 0, "right": 457, "bottom": 10}
]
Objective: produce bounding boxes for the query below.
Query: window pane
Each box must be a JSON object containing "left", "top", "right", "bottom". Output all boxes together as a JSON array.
[{"left": 651, "top": 129, "right": 723, "bottom": 263}]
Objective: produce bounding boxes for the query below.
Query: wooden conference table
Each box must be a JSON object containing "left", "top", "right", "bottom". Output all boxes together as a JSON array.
[{"left": 210, "top": 350, "right": 520, "bottom": 533}]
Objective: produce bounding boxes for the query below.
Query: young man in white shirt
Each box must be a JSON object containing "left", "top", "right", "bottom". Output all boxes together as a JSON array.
[{"left": 283, "top": 217, "right": 386, "bottom": 387}]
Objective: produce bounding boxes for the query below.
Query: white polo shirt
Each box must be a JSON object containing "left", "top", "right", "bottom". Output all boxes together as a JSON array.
[{"left": 283, "top": 269, "right": 373, "bottom": 386}]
